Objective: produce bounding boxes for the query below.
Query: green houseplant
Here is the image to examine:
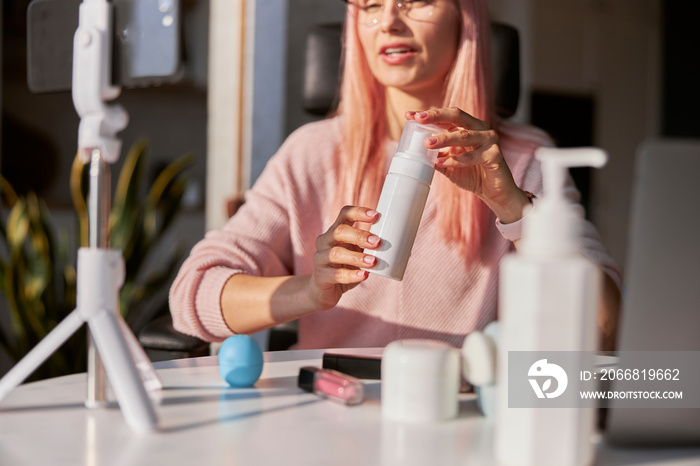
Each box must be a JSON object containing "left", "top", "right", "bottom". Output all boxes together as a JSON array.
[{"left": 0, "top": 139, "right": 194, "bottom": 380}]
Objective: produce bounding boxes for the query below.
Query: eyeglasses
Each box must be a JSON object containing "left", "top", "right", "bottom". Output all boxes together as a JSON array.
[{"left": 343, "top": 0, "right": 438, "bottom": 28}]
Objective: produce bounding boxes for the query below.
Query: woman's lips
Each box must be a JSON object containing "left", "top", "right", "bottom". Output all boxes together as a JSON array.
[{"left": 380, "top": 46, "right": 418, "bottom": 65}]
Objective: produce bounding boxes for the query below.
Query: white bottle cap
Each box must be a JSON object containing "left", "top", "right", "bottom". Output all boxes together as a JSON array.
[
  {"left": 381, "top": 339, "right": 460, "bottom": 422},
  {"left": 396, "top": 120, "right": 442, "bottom": 165},
  {"left": 389, "top": 121, "right": 442, "bottom": 184}
]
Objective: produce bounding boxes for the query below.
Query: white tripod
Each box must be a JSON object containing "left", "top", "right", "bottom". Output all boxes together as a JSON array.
[{"left": 0, "top": 0, "right": 160, "bottom": 432}]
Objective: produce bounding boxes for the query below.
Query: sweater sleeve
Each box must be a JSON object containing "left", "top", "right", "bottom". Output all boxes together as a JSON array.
[{"left": 169, "top": 131, "right": 307, "bottom": 341}]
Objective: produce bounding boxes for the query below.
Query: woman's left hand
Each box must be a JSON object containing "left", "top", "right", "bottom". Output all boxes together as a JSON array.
[{"left": 406, "top": 107, "right": 529, "bottom": 224}]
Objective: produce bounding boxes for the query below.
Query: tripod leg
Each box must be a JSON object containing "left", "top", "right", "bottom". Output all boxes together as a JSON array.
[
  {"left": 85, "top": 330, "right": 109, "bottom": 408},
  {"left": 76, "top": 248, "right": 158, "bottom": 432},
  {"left": 118, "top": 318, "right": 162, "bottom": 391},
  {"left": 0, "top": 309, "right": 85, "bottom": 403},
  {"left": 89, "top": 310, "right": 158, "bottom": 433}
]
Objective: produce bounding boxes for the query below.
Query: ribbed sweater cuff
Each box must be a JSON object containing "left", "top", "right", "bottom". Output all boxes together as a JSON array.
[{"left": 195, "top": 266, "right": 239, "bottom": 340}]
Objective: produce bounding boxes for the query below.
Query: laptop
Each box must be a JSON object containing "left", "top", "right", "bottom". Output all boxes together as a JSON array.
[{"left": 604, "top": 139, "right": 700, "bottom": 446}]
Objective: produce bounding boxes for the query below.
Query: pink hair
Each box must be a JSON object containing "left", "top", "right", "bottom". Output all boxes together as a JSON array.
[{"left": 336, "top": 0, "right": 495, "bottom": 262}]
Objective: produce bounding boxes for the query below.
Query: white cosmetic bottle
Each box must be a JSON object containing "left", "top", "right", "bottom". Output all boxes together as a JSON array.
[
  {"left": 363, "top": 121, "right": 441, "bottom": 280},
  {"left": 494, "top": 147, "right": 608, "bottom": 466}
]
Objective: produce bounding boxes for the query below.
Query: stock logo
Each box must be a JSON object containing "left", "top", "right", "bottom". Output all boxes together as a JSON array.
[{"left": 528, "top": 359, "right": 568, "bottom": 399}]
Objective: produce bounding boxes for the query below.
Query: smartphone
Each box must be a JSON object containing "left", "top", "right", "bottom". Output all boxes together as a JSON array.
[{"left": 27, "top": 0, "right": 181, "bottom": 93}]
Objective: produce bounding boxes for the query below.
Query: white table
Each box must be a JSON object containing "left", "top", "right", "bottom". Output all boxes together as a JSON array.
[{"left": 1, "top": 348, "right": 699, "bottom": 465}]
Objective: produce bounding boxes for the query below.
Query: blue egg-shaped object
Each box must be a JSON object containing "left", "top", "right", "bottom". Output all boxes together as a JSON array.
[{"left": 218, "top": 335, "right": 264, "bottom": 387}]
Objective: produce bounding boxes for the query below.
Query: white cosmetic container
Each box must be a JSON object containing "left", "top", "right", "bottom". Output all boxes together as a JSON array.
[
  {"left": 363, "top": 121, "right": 441, "bottom": 280},
  {"left": 494, "top": 147, "right": 608, "bottom": 466},
  {"left": 381, "top": 339, "right": 460, "bottom": 423}
]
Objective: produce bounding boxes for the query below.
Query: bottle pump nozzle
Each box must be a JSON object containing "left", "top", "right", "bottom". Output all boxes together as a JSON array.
[
  {"left": 539, "top": 147, "right": 607, "bottom": 199},
  {"left": 521, "top": 147, "right": 608, "bottom": 256}
]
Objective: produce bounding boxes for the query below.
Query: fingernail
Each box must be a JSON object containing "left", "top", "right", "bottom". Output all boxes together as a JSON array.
[
  {"left": 367, "top": 210, "right": 378, "bottom": 218},
  {"left": 367, "top": 235, "right": 380, "bottom": 245},
  {"left": 426, "top": 137, "right": 438, "bottom": 145},
  {"left": 405, "top": 111, "right": 416, "bottom": 117},
  {"left": 363, "top": 255, "right": 376, "bottom": 265},
  {"left": 357, "top": 270, "right": 368, "bottom": 278},
  {"left": 417, "top": 111, "right": 428, "bottom": 119}
]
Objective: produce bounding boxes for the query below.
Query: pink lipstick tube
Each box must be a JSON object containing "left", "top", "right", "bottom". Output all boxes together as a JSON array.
[{"left": 298, "top": 366, "right": 365, "bottom": 406}]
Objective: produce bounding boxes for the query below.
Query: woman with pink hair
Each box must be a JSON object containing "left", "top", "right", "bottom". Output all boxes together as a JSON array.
[{"left": 170, "top": 0, "right": 622, "bottom": 350}]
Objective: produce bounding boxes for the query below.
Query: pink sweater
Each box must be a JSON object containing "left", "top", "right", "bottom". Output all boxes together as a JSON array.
[{"left": 169, "top": 117, "right": 622, "bottom": 349}]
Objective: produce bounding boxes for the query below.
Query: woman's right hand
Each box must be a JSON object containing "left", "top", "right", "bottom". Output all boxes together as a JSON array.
[{"left": 308, "top": 206, "right": 380, "bottom": 310}]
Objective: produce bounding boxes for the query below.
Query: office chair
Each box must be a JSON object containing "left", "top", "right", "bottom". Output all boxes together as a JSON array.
[{"left": 138, "top": 21, "right": 522, "bottom": 360}]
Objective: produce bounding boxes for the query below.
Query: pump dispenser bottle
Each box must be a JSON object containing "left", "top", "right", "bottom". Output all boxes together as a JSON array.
[
  {"left": 363, "top": 121, "right": 441, "bottom": 280},
  {"left": 494, "top": 147, "right": 608, "bottom": 466}
]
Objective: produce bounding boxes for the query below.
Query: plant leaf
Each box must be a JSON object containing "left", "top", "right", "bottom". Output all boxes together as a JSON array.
[
  {"left": 3, "top": 253, "right": 29, "bottom": 353},
  {"left": 69, "top": 152, "right": 89, "bottom": 247},
  {"left": 121, "top": 152, "right": 192, "bottom": 285},
  {"left": 144, "top": 153, "right": 195, "bottom": 237},
  {"left": 6, "top": 200, "right": 29, "bottom": 254},
  {"left": 111, "top": 139, "right": 148, "bottom": 253},
  {"left": 0, "top": 174, "right": 19, "bottom": 206},
  {"left": 114, "top": 139, "right": 148, "bottom": 212},
  {"left": 122, "top": 244, "right": 185, "bottom": 327},
  {"left": 0, "top": 175, "right": 18, "bottom": 262},
  {"left": 130, "top": 176, "right": 187, "bottom": 279},
  {"left": 23, "top": 193, "right": 52, "bottom": 304},
  {"left": 159, "top": 178, "right": 188, "bottom": 237},
  {"left": 8, "top": 249, "right": 49, "bottom": 345},
  {"left": 63, "top": 264, "right": 77, "bottom": 311}
]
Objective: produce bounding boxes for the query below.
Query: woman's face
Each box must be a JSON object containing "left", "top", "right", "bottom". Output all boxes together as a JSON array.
[{"left": 355, "top": 0, "right": 460, "bottom": 95}]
